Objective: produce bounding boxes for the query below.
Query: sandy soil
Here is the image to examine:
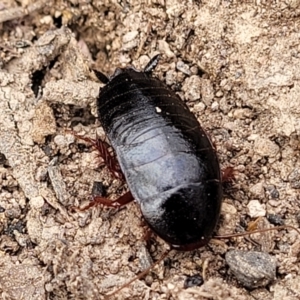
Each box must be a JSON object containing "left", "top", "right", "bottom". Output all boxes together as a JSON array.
[{"left": 0, "top": 0, "right": 300, "bottom": 299}]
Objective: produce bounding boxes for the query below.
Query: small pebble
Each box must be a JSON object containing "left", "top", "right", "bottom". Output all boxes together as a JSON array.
[
  {"left": 144, "top": 274, "right": 153, "bottom": 286},
  {"left": 221, "top": 202, "right": 237, "bottom": 215},
  {"left": 267, "top": 214, "right": 284, "bottom": 226},
  {"left": 249, "top": 182, "right": 265, "bottom": 199},
  {"left": 91, "top": 181, "right": 106, "bottom": 197},
  {"left": 30, "top": 196, "right": 45, "bottom": 209},
  {"left": 211, "top": 101, "right": 219, "bottom": 111},
  {"left": 226, "top": 250, "right": 276, "bottom": 288},
  {"left": 176, "top": 61, "right": 191, "bottom": 76},
  {"left": 54, "top": 134, "right": 74, "bottom": 149},
  {"left": 215, "top": 90, "right": 224, "bottom": 97},
  {"left": 40, "top": 15, "right": 53, "bottom": 25},
  {"left": 194, "top": 102, "right": 206, "bottom": 113},
  {"left": 265, "top": 185, "right": 279, "bottom": 199},
  {"left": 165, "top": 69, "right": 177, "bottom": 86},
  {"left": 122, "top": 31, "right": 138, "bottom": 43},
  {"left": 158, "top": 40, "right": 175, "bottom": 58},
  {"left": 288, "top": 168, "right": 300, "bottom": 189},
  {"left": 5, "top": 207, "right": 21, "bottom": 219},
  {"left": 48, "top": 159, "right": 70, "bottom": 206},
  {"left": 184, "top": 274, "right": 203, "bottom": 289},
  {"left": 247, "top": 200, "right": 266, "bottom": 218},
  {"left": 35, "top": 166, "right": 48, "bottom": 181},
  {"left": 138, "top": 245, "right": 153, "bottom": 270},
  {"left": 253, "top": 138, "right": 279, "bottom": 158},
  {"left": 182, "top": 75, "right": 201, "bottom": 101}
]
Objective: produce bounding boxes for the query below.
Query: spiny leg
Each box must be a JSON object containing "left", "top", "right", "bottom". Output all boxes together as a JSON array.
[
  {"left": 68, "top": 130, "right": 129, "bottom": 210},
  {"left": 221, "top": 166, "right": 235, "bottom": 183},
  {"left": 76, "top": 191, "right": 134, "bottom": 211},
  {"left": 70, "top": 130, "right": 125, "bottom": 181}
]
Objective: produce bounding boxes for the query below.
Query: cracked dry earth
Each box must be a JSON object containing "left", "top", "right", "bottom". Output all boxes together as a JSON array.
[{"left": 1, "top": 1, "right": 300, "bottom": 300}]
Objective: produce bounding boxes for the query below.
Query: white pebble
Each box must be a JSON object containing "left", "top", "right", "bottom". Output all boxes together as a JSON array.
[
  {"left": 211, "top": 101, "right": 219, "bottom": 111},
  {"left": 247, "top": 200, "right": 266, "bottom": 218},
  {"left": 30, "top": 196, "right": 45, "bottom": 209},
  {"left": 122, "top": 31, "right": 138, "bottom": 43}
]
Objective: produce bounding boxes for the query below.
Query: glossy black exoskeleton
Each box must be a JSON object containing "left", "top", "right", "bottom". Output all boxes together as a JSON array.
[{"left": 95, "top": 55, "right": 222, "bottom": 251}]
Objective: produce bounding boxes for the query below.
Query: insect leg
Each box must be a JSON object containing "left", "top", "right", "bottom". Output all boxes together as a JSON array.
[
  {"left": 92, "top": 135, "right": 125, "bottom": 180},
  {"left": 221, "top": 166, "right": 235, "bottom": 182},
  {"left": 106, "top": 190, "right": 134, "bottom": 207},
  {"left": 70, "top": 130, "right": 125, "bottom": 180},
  {"left": 76, "top": 191, "right": 134, "bottom": 211}
]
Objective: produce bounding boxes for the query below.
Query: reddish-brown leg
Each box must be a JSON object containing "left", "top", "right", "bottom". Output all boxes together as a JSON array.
[
  {"left": 69, "top": 130, "right": 125, "bottom": 180},
  {"left": 143, "top": 227, "right": 153, "bottom": 249},
  {"left": 222, "top": 166, "right": 235, "bottom": 183},
  {"left": 76, "top": 191, "right": 134, "bottom": 211}
]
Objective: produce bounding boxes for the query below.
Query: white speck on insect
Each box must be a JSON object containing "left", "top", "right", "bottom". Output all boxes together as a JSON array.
[{"left": 156, "top": 107, "right": 162, "bottom": 113}]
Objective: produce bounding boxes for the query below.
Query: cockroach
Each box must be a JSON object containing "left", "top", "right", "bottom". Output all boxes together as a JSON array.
[
  {"left": 95, "top": 54, "right": 222, "bottom": 251},
  {"left": 72, "top": 55, "right": 300, "bottom": 297}
]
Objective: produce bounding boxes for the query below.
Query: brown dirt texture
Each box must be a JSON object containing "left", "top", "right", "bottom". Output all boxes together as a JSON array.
[{"left": 1, "top": 0, "right": 300, "bottom": 299}]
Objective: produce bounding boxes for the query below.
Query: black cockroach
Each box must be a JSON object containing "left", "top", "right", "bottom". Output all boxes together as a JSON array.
[
  {"left": 90, "top": 54, "right": 222, "bottom": 251},
  {"left": 72, "top": 55, "right": 300, "bottom": 297}
]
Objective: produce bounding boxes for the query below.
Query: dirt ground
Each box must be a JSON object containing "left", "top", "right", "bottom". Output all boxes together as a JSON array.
[{"left": 0, "top": 0, "right": 300, "bottom": 299}]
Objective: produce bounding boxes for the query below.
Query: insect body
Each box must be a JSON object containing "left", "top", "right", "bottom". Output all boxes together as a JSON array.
[{"left": 95, "top": 55, "right": 222, "bottom": 251}]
